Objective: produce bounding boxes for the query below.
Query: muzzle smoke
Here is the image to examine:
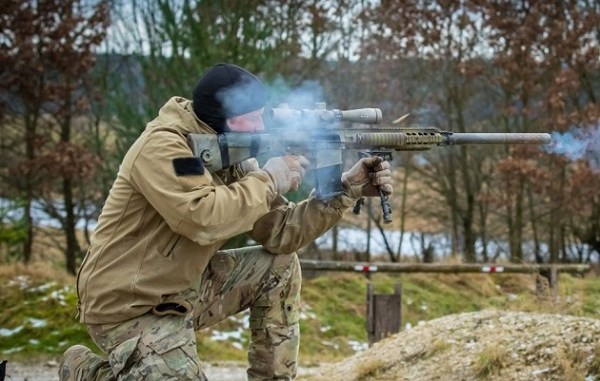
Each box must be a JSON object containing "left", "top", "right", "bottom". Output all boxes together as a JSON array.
[{"left": 545, "top": 123, "right": 600, "bottom": 171}]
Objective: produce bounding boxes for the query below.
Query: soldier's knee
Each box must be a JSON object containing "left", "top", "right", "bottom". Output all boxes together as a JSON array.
[
  {"left": 271, "top": 252, "right": 301, "bottom": 287},
  {"left": 108, "top": 332, "right": 203, "bottom": 380},
  {"left": 250, "top": 252, "right": 302, "bottom": 328}
]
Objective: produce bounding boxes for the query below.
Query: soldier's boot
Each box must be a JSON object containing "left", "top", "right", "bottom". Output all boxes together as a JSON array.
[{"left": 58, "top": 344, "right": 113, "bottom": 381}]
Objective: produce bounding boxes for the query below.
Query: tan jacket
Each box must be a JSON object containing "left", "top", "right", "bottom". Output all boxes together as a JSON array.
[{"left": 77, "top": 97, "right": 357, "bottom": 324}]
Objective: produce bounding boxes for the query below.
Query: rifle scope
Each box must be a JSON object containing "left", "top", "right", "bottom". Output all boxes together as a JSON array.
[{"left": 270, "top": 107, "right": 382, "bottom": 125}]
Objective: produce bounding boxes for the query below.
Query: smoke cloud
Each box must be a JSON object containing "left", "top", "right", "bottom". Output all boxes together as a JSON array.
[
  {"left": 545, "top": 123, "right": 600, "bottom": 171},
  {"left": 216, "top": 76, "right": 266, "bottom": 117},
  {"left": 267, "top": 78, "right": 325, "bottom": 109},
  {"left": 262, "top": 78, "right": 328, "bottom": 130}
]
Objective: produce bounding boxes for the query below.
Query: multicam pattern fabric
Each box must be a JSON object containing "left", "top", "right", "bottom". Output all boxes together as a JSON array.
[
  {"left": 196, "top": 247, "right": 301, "bottom": 380},
  {"left": 60, "top": 247, "right": 301, "bottom": 381}
]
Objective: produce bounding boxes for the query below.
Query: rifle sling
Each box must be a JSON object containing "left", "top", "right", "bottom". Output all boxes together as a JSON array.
[
  {"left": 250, "top": 135, "right": 260, "bottom": 157},
  {"left": 218, "top": 134, "right": 229, "bottom": 169}
]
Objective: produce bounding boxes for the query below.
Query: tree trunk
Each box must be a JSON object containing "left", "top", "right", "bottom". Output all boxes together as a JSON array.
[
  {"left": 549, "top": 165, "right": 567, "bottom": 264},
  {"left": 23, "top": 192, "right": 33, "bottom": 264},
  {"left": 448, "top": 155, "right": 460, "bottom": 257},
  {"left": 507, "top": 193, "right": 516, "bottom": 262},
  {"left": 396, "top": 163, "right": 410, "bottom": 262},
  {"left": 513, "top": 178, "right": 524, "bottom": 262},
  {"left": 463, "top": 214, "right": 476, "bottom": 262},
  {"left": 23, "top": 117, "right": 37, "bottom": 264},
  {"left": 457, "top": 110, "right": 476, "bottom": 262},
  {"left": 63, "top": 177, "right": 80, "bottom": 275},
  {"left": 60, "top": 88, "right": 81, "bottom": 274},
  {"left": 527, "top": 185, "right": 543, "bottom": 263},
  {"left": 478, "top": 201, "right": 489, "bottom": 262}
]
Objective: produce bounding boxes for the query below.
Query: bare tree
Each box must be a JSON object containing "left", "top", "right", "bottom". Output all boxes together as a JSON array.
[
  {"left": 0, "top": 0, "right": 109, "bottom": 273},
  {"left": 482, "top": 1, "right": 599, "bottom": 263},
  {"left": 361, "top": 0, "right": 496, "bottom": 262}
]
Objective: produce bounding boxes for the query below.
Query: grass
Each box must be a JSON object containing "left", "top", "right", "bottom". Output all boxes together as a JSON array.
[
  {"left": 587, "top": 344, "right": 600, "bottom": 377},
  {"left": 473, "top": 345, "right": 509, "bottom": 378},
  {"left": 556, "top": 345, "right": 588, "bottom": 381},
  {"left": 0, "top": 267, "right": 97, "bottom": 361},
  {"left": 425, "top": 339, "right": 450, "bottom": 358},
  {"left": 354, "top": 357, "right": 388, "bottom": 380},
  {"left": 0, "top": 260, "right": 598, "bottom": 366}
]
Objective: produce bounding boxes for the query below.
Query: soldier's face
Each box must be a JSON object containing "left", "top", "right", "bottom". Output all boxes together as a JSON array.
[{"left": 226, "top": 108, "right": 265, "bottom": 133}]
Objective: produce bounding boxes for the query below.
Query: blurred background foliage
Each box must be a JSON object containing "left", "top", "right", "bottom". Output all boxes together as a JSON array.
[{"left": 0, "top": 0, "right": 599, "bottom": 273}]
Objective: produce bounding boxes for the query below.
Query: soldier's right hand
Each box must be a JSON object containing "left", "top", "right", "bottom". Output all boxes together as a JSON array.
[{"left": 262, "top": 155, "right": 310, "bottom": 194}]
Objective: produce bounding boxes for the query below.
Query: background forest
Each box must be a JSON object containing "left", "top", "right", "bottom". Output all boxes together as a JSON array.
[{"left": 1, "top": 0, "right": 599, "bottom": 275}]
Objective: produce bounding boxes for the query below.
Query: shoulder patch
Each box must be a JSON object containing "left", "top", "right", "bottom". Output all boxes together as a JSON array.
[{"left": 172, "top": 157, "right": 205, "bottom": 176}]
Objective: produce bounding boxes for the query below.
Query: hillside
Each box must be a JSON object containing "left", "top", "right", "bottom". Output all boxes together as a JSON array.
[{"left": 300, "top": 309, "right": 600, "bottom": 381}]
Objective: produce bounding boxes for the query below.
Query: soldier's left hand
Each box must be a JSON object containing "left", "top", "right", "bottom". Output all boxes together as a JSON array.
[{"left": 341, "top": 156, "right": 393, "bottom": 197}]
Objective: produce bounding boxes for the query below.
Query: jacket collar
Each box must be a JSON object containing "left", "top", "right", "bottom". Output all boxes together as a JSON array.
[{"left": 151, "top": 96, "right": 216, "bottom": 135}]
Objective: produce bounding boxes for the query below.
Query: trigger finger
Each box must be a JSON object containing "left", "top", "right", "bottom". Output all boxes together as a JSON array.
[
  {"left": 297, "top": 165, "right": 306, "bottom": 179},
  {"left": 375, "top": 160, "right": 390, "bottom": 171},
  {"left": 297, "top": 155, "right": 310, "bottom": 169}
]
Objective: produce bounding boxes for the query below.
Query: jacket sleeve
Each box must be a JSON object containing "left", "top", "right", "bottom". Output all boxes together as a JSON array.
[
  {"left": 128, "top": 130, "right": 277, "bottom": 246},
  {"left": 248, "top": 192, "right": 359, "bottom": 254}
]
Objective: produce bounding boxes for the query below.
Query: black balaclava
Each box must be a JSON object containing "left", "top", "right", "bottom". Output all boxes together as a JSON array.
[{"left": 192, "top": 63, "right": 266, "bottom": 134}]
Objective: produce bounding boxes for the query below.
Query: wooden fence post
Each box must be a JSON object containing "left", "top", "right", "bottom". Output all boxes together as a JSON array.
[
  {"left": 367, "top": 283, "right": 402, "bottom": 345},
  {"left": 537, "top": 266, "right": 559, "bottom": 301}
]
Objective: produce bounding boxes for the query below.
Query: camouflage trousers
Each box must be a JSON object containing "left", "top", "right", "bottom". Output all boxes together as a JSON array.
[{"left": 75, "top": 246, "right": 301, "bottom": 380}]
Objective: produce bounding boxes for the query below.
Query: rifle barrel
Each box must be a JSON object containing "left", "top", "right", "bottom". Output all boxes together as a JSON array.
[{"left": 446, "top": 133, "right": 551, "bottom": 145}]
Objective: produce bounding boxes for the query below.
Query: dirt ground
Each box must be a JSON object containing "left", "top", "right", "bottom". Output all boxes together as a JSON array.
[
  {"left": 4, "top": 361, "right": 241, "bottom": 381},
  {"left": 4, "top": 361, "right": 320, "bottom": 381},
  {"left": 7, "top": 310, "right": 600, "bottom": 381},
  {"left": 299, "top": 309, "right": 600, "bottom": 381}
]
